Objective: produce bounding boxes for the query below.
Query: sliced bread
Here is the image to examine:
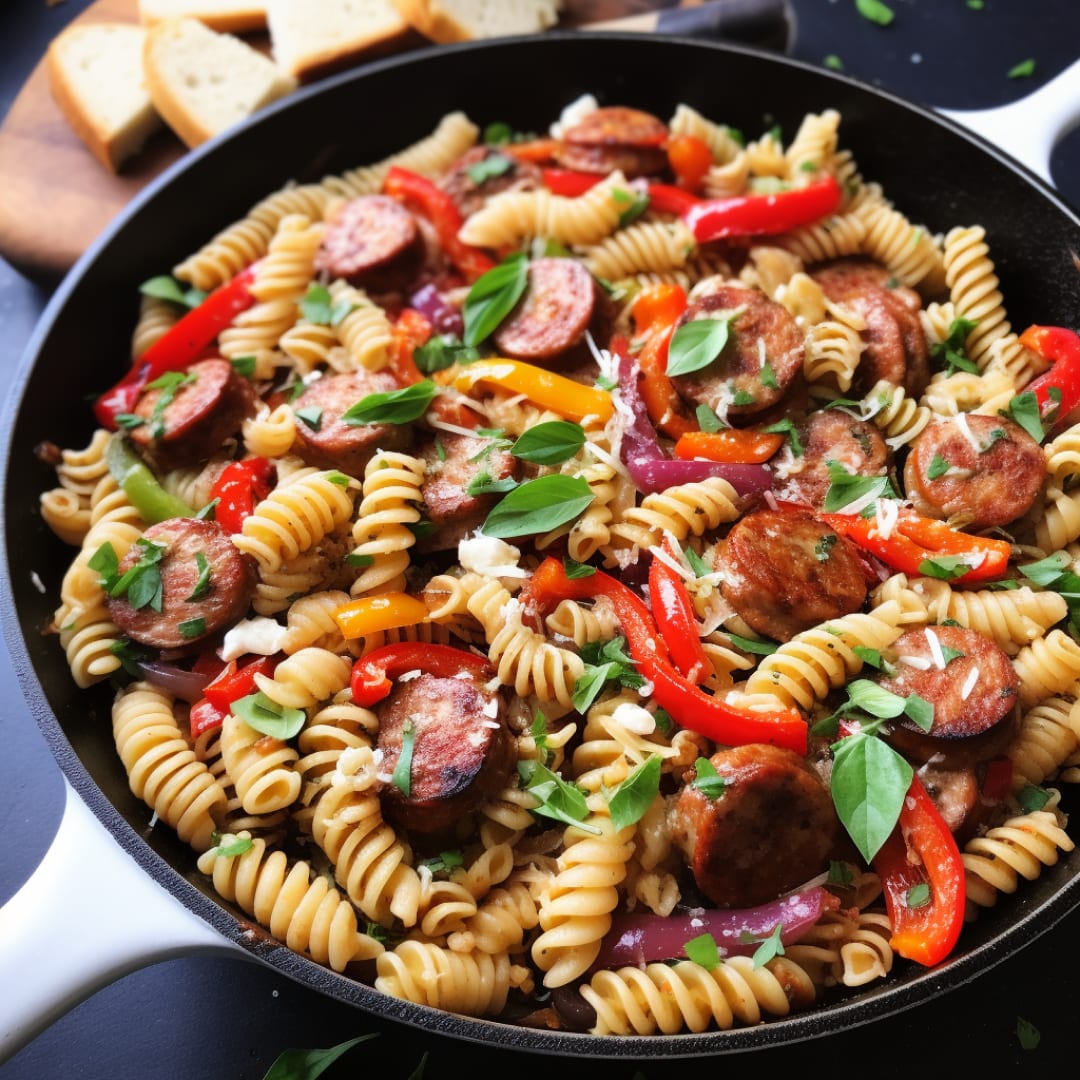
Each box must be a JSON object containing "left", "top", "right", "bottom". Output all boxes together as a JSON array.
[
  {"left": 137, "top": 0, "right": 268, "bottom": 34},
  {"left": 143, "top": 17, "right": 297, "bottom": 149},
  {"left": 46, "top": 22, "right": 164, "bottom": 173},
  {"left": 267, "top": 0, "right": 415, "bottom": 83},
  {"left": 390, "top": 0, "right": 562, "bottom": 44}
]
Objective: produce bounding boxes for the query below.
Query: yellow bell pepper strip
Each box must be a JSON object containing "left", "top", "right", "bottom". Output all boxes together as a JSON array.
[
  {"left": 816, "top": 504, "right": 1012, "bottom": 584},
  {"left": 673, "top": 429, "right": 785, "bottom": 464},
  {"left": 333, "top": 593, "right": 430, "bottom": 640},
  {"left": 520, "top": 557, "right": 807, "bottom": 754},
  {"left": 434, "top": 359, "right": 614, "bottom": 424},
  {"left": 872, "top": 774, "right": 965, "bottom": 967},
  {"left": 350, "top": 642, "right": 494, "bottom": 707},
  {"left": 1018, "top": 324, "right": 1080, "bottom": 432}
]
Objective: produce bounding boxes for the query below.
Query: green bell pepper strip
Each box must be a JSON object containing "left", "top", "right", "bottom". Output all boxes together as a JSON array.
[{"left": 105, "top": 434, "right": 197, "bottom": 523}]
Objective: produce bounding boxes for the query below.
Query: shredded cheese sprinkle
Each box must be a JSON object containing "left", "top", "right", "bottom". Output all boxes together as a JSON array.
[
  {"left": 925, "top": 627, "right": 947, "bottom": 670},
  {"left": 961, "top": 665, "right": 979, "bottom": 700}
]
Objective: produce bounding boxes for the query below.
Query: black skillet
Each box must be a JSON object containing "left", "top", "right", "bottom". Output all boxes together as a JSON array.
[{"left": 4, "top": 29, "right": 1080, "bottom": 1061}]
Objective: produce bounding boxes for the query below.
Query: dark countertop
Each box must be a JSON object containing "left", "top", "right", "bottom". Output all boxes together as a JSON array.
[{"left": 1, "top": 1, "right": 1079, "bottom": 1077}]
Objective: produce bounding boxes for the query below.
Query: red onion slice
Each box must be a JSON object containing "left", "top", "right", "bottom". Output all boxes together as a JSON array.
[
  {"left": 136, "top": 660, "right": 211, "bottom": 704},
  {"left": 408, "top": 283, "right": 464, "bottom": 337}
]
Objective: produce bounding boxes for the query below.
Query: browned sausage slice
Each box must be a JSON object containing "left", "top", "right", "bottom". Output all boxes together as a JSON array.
[
  {"left": 413, "top": 432, "right": 520, "bottom": 553},
  {"left": 493, "top": 257, "right": 598, "bottom": 365},
  {"left": 719, "top": 507, "right": 870, "bottom": 642},
  {"left": 438, "top": 146, "right": 542, "bottom": 219},
  {"left": 557, "top": 105, "right": 669, "bottom": 178},
  {"left": 107, "top": 517, "right": 256, "bottom": 650},
  {"left": 315, "top": 195, "right": 423, "bottom": 292},
  {"left": 773, "top": 408, "right": 890, "bottom": 510},
  {"left": 903, "top": 413, "right": 1044, "bottom": 529},
  {"left": 291, "top": 370, "right": 414, "bottom": 478},
  {"left": 669, "top": 283, "right": 804, "bottom": 420},
  {"left": 130, "top": 358, "right": 256, "bottom": 473},
  {"left": 811, "top": 257, "right": 930, "bottom": 398},
  {"left": 670, "top": 744, "right": 839, "bottom": 908},
  {"left": 375, "top": 671, "right": 516, "bottom": 834},
  {"left": 877, "top": 624, "right": 1020, "bottom": 768}
]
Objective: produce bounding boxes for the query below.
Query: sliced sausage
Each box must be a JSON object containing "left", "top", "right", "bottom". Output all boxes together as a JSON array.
[
  {"left": 772, "top": 408, "right": 890, "bottom": 510},
  {"left": 917, "top": 762, "right": 988, "bottom": 843},
  {"left": 810, "top": 257, "right": 930, "bottom": 398},
  {"left": 438, "top": 146, "right": 542, "bottom": 219},
  {"left": 877, "top": 624, "right": 1020, "bottom": 769},
  {"left": 557, "top": 106, "right": 669, "bottom": 178},
  {"left": 375, "top": 671, "right": 516, "bottom": 834},
  {"left": 669, "top": 283, "right": 804, "bottom": 420},
  {"left": 315, "top": 195, "right": 424, "bottom": 293},
  {"left": 107, "top": 517, "right": 256, "bottom": 650},
  {"left": 291, "top": 370, "right": 414, "bottom": 478},
  {"left": 413, "top": 432, "right": 520, "bottom": 553},
  {"left": 670, "top": 744, "right": 839, "bottom": 908},
  {"left": 130, "top": 359, "right": 255, "bottom": 473},
  {"left": 718, "top": 506, "right": 869, "bottom": 642},
  {"left": 492, "top": 257, "right": 600, "bottom": 366},
  {"left": 903, "top": 413, "right": 1044, "bottom": 529}
]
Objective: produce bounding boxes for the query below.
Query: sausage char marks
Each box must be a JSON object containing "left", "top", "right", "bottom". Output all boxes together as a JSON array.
[
  {"left": 130, "top": 358, "right": 256, "bottom": 473},
  {"left": 106, "top": 517, "right": 257, "bottom": 650},
  {"left": 772, "top": 408, "right": 890, "bottom": 510},
  {"left": 718, "top": 506, "right": 870, "bottom": 643},
  {"left": 669, "top": 282, "right": 804, "bottom": 422},
  {"left": 810, "top": 257, "right": 931, "bottom": 398},
  {"left": 556, "top": 105, "right": 670, "bottom": 179},
  {"left": 291, "top": 369, "right": 414, "bottom": 476},
  {"left": 439, "top": 145, "right": 543, "bottom": 219},
  {"left": 670, "top": 743, "right": 839, "bottom": 908},
  {"left": 876, "top": 624, "right": 1020, "bottom": 769},
  {"left": 413, "top": 431, "right": 520, "bottom": 553},
  {"left": 315, "top": 194, "right": 425, "bottom": 294},
  {"left": 903, "top": 413, "right": 1045, "bottom": 529},
  {"left": 375, "top": 669, "right": 516, "bottom": 835}
]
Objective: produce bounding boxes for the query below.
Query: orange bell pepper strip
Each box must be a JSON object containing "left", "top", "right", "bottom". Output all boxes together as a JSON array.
[
  {"left": 385, "top": 308, "right": 433, "bottom": 386},
  {"left": 333, "top": 593, "right": 430, "bottom": 640},
  {"left": 873, "top": 774, "right": 965, "bottom": 967},
  {"left": 818, "top": 505, "right": 1011, "bottom": 585},
  {"left": 503, "top": 137, "right": 561, "bottom": 164},
  {"left": 434, "top": 359, "right": 614, "bottom": 424},
  {"left": 648, "top": 538, "right": 711, "bottom": 685},
  {"left": 674, "top": 429, "right": 785, "bottom": 464},
  {"left": 521, "top": 557, "right": 807, "bottom": 753},
  {"left": 630, "top": 283, "right": 697, "bottom": 440}
]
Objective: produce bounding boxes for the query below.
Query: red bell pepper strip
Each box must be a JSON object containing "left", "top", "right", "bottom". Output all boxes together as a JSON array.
[
  {"left": 383, "top": 166, "right": 496, "bottom": 283},
  {"left": 684, "top": 174, "right": 843, "bottom": 243},
  {"left": 209, "top": 457, "right": 276, "bottom": 534},
  {"left": 648, "top": 538, "right": 711, "bottom": 685},
  {"left": 645, "top": 183, "right": 702, "bottom": 217},
  {"left": 674, "top": 429, "right": 785, "bottom": 464},
  {"left": 818, "top": 505, "right": 1012, "bottom": 585},
  {"left": 386, "top": 308, "right": 433, "bottom": 386},
  {"left": 1018, "top": 325, "right": 1080, "bottom": 430},
  {"left": 873, "top": 774, "right": 966, "bottom": 967},
  {"left": 189, "top": 697, "right": 230, "bottom": 739},
  {"left": 542, "top": 167, "right": 602, "bottom": 197},
  {"left": 203, "top": 654, "right": 279, "bottom": 710},
  {"left": 521, "top": 557, "right": 807, "bottom": 753},
  {"left": 94, "top": 263, "right": 260, "bottom": 430},
  {"left": 350, "top": 642, "right": 494, "bottom": 707}
]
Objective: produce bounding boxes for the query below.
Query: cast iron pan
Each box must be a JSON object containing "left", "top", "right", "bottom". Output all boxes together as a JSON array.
[{"left": 4, "top": 31, "right": 1080, "bottom": 1061}]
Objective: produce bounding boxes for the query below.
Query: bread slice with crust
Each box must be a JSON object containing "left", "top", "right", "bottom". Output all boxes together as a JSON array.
[
  {"left": 390, "top": 0, "right": 562, "bottom": 44},
  {"left": 266, "top": 0, "right": 416, "bottom": 84},
  {"left": 143, "top": 17, "right": 297, "bottom": 149},
  {"left": 137, "top": 0, "right": 268, "bottom": 34},
  {"left": 46, "top": 22, "right": 164, "bottom": 173}
]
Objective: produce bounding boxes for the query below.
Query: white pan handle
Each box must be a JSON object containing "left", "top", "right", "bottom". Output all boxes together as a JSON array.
[
  {"left": 0, "top": 778, "right": 243, "bottom": 1063},
  {"left": 937, "top": 58, "right": 1080, "bottom": 186}
]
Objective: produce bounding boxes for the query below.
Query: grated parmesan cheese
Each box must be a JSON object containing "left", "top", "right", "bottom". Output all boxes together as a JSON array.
[
  {"left": 953, "top": 412, "right": 982, "bottom": 454},
  {"left": 924, "top": 627, "right": 947, "bottom": 670},
  {"left": 961, "top": 665, "right": 979, "bottom": 700},
  {"left": 612, "top": 701, "right": 656, "bottom": 735},
  {"left": 898, "top": 654, "right": 932, "bottom": 670}
]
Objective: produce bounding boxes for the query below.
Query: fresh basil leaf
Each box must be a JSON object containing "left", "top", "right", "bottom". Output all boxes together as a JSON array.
[
  {"left": 906, "top": 882, "right": 931, "bottom": 909},
  {"left": 392, "top": 717, "right": 415, "bottom": 796},
  {"left": 1008, "top": 58, "right": 1036, "bottom": 79},
  {"left": 822, "top": 460, "right": 896, "bottom": 512},
  {"left": 481, "top": 474, "right": 594, "bottom": 538},
  {"left": 608, "top": 755, "right": 662, "bottom": 831},
  {"left": 483, "top": 121, "right": 512, "bottom": 145},
  {"left": 1019, "top": 551, "right": 1071, "bottom": 587},
  {"left": 114, "top": 413, "right": 145, "bottom": 431},
  {"left": 684, "top": 546, "right": 712, "bottom": 578},
  {"left": 517, "top": 759, "right": 595, "bottom": 830},
  {"left": 325, "top": 471, "right": 352, "bottom": 487},
  {"left": 89, "top": 541, "right": 119, "bottom": 588},
  {"left": 828, "top": 859, "right": 854, "bottom": 886},
  {"left": 615, "top": 188, "right": 649, "bottom": 228},
  {"left": 299, "top": 283, "right": 335, "bottom": 325},
  {"left": 831, "top": 731, "right": 912, "bottom": 863},
  {"left": 927, "top": 453, "right": 951, "bottom": 480},
  {"left": 214, "top": 833, "right": 254, "bottom": 858},
  {"left": 939, "top": 644, "right": 966, "bottom": 666},
  {"left": 665, "top": 316, "right": 736, "bottom": 377},
  {"left": 295, "top": 406, "right": 323, "bottom": 431},
  {"left": 511, "top": 420, "right": 586, "bottom": 465},
  {"left": 760, "top": 360, "right": 778, "bottom": 390},
  {"left": 109, "top": 537, "right": 167, "bottom": 612},
  {"left": 563, "top": 557, "right": 596, "bottom": 579},
  {"left": 726, "top": 631, "right": 778, "bottom": 655},
  {"left": 1018, "top": 784, "right": 1051, "bottom": 812},
  {"left": 179, "top": 616, "right": 206, "bottom": 640},
  {"left": 695, "top": 403, "right": 725, "bottom": 433},
  {"left": 762, "top": 418, "right": 803, "bottom": 457},
  {"left": 856, "top": 0, "right": 895, "bottom": 26},
  {"left": 1007, "top": 390, "right": 1046, "bottom": 443},
  {"left": 683, "top": 932, "right": 720, "bottom": 971},
  {"left": 345, "top": 552, "right": 375, "bottom": 568},
  {"left": 413, "top": 335, "right": 480, "bottom": 374},
  {"left": 466, "top": 153, "right": 514, "bottom": 184},
  {"left": 919, "top": 554, "right": 975, "bottom": 580},
  {"left": 463, "top": 252, "right": 529, "bottom": 347},
  {"left": 230, "top": 355, "right": 257, "bottom": 379},
  {"left": 691, "top": 756, "right": 726, "bottom": 798},
  {"left": 815, "top": 533, "right": 837, "bottom": 562},
  {"left": 845, "top": 679, "right": 907, "bottom": 719},
  {"left": 572, "top": 661, "right": 622, "bottom": 713},
  {"left": 109, "top": 636, "right": 150, "bottom": 678},
  {"left": 751, "top": 923, "right": 785, "bottom": 969},
  {"left": 139, "top": 275, "right": 204, "bottom": 308},
  {"left": 904, "top": 692, "right": 934, "bottom": 731},
  {"left": 262, "top": 1034, "right": 379, "bottom": 1080},
  {"left": 231, "top": 692, "right": 306, "bottom": 741},
  {"left": 343, "top": 380, "right": 438, "bottom": 426},
  {"left": 930, "top": 317, "right": 979, "bottom": 375},
  {"left": 419, "top": 849, "right": 465, "bottom": 874},
  {"left": 465, "top": 471, "right": 519, "bottom": 497}
]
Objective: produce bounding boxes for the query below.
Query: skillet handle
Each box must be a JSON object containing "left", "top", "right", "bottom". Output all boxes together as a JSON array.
[
  {"left": 0, "top": 779, "right": 242, "bottom": 1063},
  {"left": 937, "top": 58, "right": 1080, "bottom": 187}
]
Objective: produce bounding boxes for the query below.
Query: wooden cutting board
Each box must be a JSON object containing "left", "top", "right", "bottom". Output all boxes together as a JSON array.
[{"left": 0, "top": 0, "right": 684, "bottom": 284}]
